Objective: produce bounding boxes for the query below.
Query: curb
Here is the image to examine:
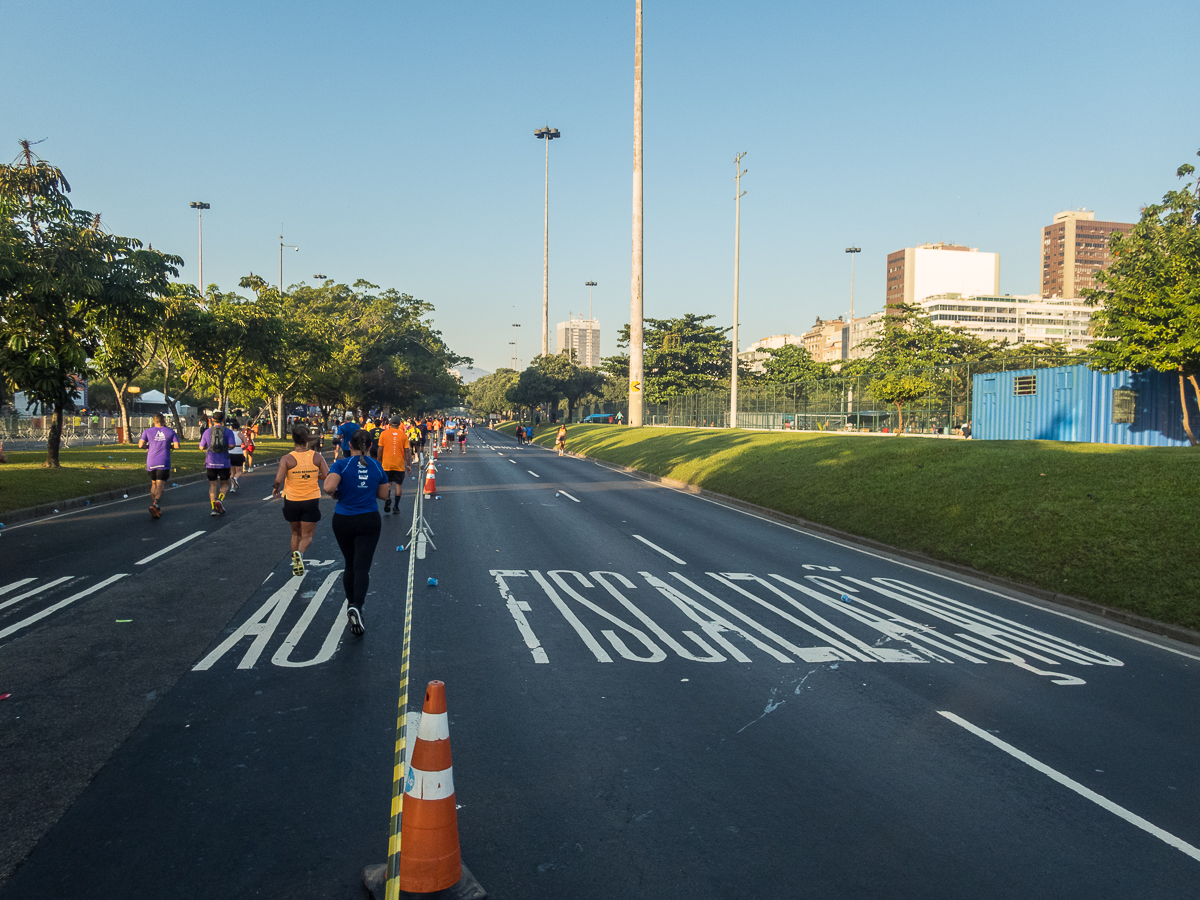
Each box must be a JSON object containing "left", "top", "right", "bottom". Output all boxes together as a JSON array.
[
  {"left": 530, "top": 436, "right": 1200, "bottom": 650},
  {"left": 0, "top": 452, "right": 294, "bottom": 528}
]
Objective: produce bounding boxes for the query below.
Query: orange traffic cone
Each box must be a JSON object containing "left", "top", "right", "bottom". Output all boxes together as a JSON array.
[
  {"left": 362, "top": 682, "right": 486, "bottom": 900},
  {"left": 423, "top": 459, "right": 437, "bottom": 498}
]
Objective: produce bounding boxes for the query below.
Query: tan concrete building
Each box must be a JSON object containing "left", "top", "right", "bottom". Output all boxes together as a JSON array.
[
  {"left": 1040, "top": 209, "right": 1133, "bottom": 299},
  {"left": 801, "top": 317, "right": 845, "bottom": 363},
  {"left": 738, "top": 334, "right": 803, "bottom": 374},
  {"left": 886, "top": 242, "right": 1000, "bottom": 308}
]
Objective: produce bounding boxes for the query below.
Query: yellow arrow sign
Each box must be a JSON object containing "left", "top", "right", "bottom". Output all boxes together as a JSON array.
[{"left": 631, "top": 380, "right": 641, "bottom": 392}]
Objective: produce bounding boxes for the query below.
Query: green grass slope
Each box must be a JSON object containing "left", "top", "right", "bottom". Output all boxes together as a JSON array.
[{"left": 535, "top": 424, "right": 1199, "bottom": 630}]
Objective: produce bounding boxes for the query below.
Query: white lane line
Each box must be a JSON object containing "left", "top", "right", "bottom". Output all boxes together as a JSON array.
[
  {"left": 939, "top": 711, "right": 1200, "bottom": 863},
  {"left": 135, "top": 530, "right": 206, "bottom": 566},
  {"left": 0, "top": 577, "right": 75, "bottom": 612},
  {"left": 262, "top": 494, "right": 275, "bottom": 501},
  {"left": 0, "top": 578, "right": 36, "bottom": 597},
  {"left": 528, "top": 471, "right": 540, "bottom": 478},
  {"left": 558, "top": 490, "right": 580, "bottom": 503},
  {"left": 632, "top": 534, "right": 687, "bottom": 565},
  {"left": 510, "top": 460, "right": 517, "bottom": 465},
  {"left": 0, "top": 574, "right": 129, "bottom": 641},
  {"left": 642, "top": 474, "right": 1200, "bottom": 662}
]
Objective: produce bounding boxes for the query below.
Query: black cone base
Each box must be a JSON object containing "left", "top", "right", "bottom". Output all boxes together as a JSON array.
[{"left": 362, "top": 862, "right": 486, "bottom": 900}]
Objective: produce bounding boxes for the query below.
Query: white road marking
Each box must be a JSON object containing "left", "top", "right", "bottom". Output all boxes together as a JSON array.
[
  {"left": 262, "top": 494, "right": 275, "bottom": 501},
  {"left": 510, "top": 460, "right": 517, "bottom": 465},
  {"left": 558, "top": 490, "right": 580, "bottom": 502},
  {"left": 0, "top": 578, "right": 36, "bottom": 597},
  {"left": 271, "top": 570, "right": 346, "bottom": 667},
  {"left": 939, "top": 710, "right": 1200, "bottom": 863},
  {"left": 491, "top": 570, "right": 547, "bottom": 663},
  {"left": 528, "top": 471, "right": 540, "bottom": 478},
  {"left": 0, "top": 575, "right": 129, "bottom": 640},
  {"left": 135, "top": 530, "right": 206, "bottom": 566},
  {"left": 192, "top": 575, "right": 303, "bottom": 670},
  {"left": 633, "top": 472, "right": 1200, "bottom": 662},
  {"left": 633, "top": 534, "right": 686, "bottom": 565},
  {"left": 0, "top": 577, "right": 75, "bottom": 612}
]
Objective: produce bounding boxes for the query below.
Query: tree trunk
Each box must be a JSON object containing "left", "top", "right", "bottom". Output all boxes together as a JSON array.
[
  {"left": 108, "top": 375, "right": 131, "bottom": 443},
  {"left": 44, "top": 403, "right": 63, "bottom": 468},
  {"left": 895, "top": 402, "right": 904, "bottom": 435},
  {"left": 1179, "top": 369, "right": 1197, "bottom": 447},
  {"left": 276, "top": 393, "right": 285, "bottom": 440},
  {"left": 1188, "top": 375, "right": 1200, "bottom": 447}
]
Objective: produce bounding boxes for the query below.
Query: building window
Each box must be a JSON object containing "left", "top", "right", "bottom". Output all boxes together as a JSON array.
[{"left": 1013, "top": 375, "right": 1037, "bottom": 396}]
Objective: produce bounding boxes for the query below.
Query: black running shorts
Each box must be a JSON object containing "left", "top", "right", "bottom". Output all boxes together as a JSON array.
[
  {"left": 385, "top": 469, "right": 405, "bottom": 484},
  {"left": 206, "top": 467, "right": 231, "bottom": 481},
  {"left": 148, "top": 468, "right": 170, "bottom": 481},
  {"left": 283, "top": 498, "right": 321, "bottom": 523}
]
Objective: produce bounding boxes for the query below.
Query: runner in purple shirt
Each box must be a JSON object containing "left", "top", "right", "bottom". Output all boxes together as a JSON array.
[
  {"left": 138, "top": 413, "right": 180, "bottom": 519},
  {"left": 199, "top": 410, "right": 236, "bottom": 516}
]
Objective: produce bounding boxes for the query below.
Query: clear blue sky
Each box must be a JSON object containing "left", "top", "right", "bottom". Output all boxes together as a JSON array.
[{"left": 4, "top": 1, "right": 1197, "bottom": 373}]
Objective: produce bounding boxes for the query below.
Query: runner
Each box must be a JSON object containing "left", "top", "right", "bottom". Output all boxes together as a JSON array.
[
  {"left": 199, "top": 411, "right": 235, "bottom": 516},
  {"left": 445, "top": 417, "right": 458, "bottom": 451},
  {"left": 555, "top": 423, "right": 567, "bottom": 456},
  {"left": 272, "top": 424, "right": 329, "bottom": 576},
  {"left": 369, "top": 417, "right": 383, "bottom": 461},
  {"left": 457, "top": 418, "right": 468, "bottom": 454},
  {"left": 241, "top": 421, "right": 256, "bottom": 471},
  {"left": 227, "top": 417, "right": 245, "bottom": 492},
  {"left": 323, "top": 428, "right": 388, "bottom": 636},
  {"left": 137, "top": 413, "right": 180, "bottom": 518},
  {"left": 335, "top": 412, "right": 359, "bottom": 460},
  {"left": 379, "top": 415, "right": 412, "bottom": 515}
]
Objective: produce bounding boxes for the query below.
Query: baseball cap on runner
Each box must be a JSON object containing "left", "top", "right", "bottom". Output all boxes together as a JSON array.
[{"left": 390, "top": 415, "right": 402, "bottom": 426}]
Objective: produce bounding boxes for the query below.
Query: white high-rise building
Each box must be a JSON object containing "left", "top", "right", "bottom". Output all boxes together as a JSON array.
[
  {"left": 886, "top": 243, "right": 1000, "bottom": 307},
  {"left": 555, "top": 316, "right": 601, "bottom": 367}
]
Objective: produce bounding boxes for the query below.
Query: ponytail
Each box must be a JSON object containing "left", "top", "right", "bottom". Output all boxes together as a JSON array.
[{"left": 349, "top": 427, "right": 373, "bottom": 467}]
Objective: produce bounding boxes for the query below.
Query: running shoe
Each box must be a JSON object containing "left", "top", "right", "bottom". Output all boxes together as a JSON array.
[
  {"left": 392, "top": 502, "right": 400, "bottom": 515},
  {"left": 347, "top": 606, "right": 365, "bottom": 636},
  {"left": 210, "top": 505, "right": 219, "bottom": 516},
  {"left": 384, "top": 498, "right": 392, "bottom": 513},
  {"left": 230, "top": 478, "right": 239, "bottom": 493},
  {"left": 291, "top": 550, "right": 304, "bottom": 576},
  {"left": 214, "top": 498, "right": 226, "bottom": 516},
  {"left": 149, "top": 503, "right": 161, "bottom": 519}
]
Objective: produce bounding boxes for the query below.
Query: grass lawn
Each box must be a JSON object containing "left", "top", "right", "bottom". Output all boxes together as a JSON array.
[
  {"left": 513, "top": 423, "right": 1200, "bottom": 631},
  {"left": 0, "top": 437, "right": 296, "bottom": 517}
]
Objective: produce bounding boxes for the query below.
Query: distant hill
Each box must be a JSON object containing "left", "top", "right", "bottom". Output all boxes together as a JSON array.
[{"left": 450, "top": 365, "right": 491, "bottom": 384}]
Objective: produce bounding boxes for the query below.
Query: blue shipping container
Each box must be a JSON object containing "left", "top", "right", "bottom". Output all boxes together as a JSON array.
[{"left": 972, "top": 364, "right": 1199, "bottom": 447}]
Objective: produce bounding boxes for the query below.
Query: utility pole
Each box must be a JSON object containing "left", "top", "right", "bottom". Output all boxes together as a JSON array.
[
  {"left": 845, "top": 246, "right": 861, "bottom": 358},
  {"left": 585, "top": 281, "right": 597, "bottom": 367},
  {"left": 511, "top": 323, "right": 521, "bottom": 369},
  {"left": 279, "top": 234, "right": 299, "bottom": 296},
  {"left": 731, "top": 152, "right": 747, "bottom": 430},
  {"left": 629, "top": 0, "right": 644, "bottom": 427},
  {"left": 189, "top": 202, "right": 209, "bottom": 295},
  {"left": 535, "top": 127, "right": 561, "bottom": 356}
]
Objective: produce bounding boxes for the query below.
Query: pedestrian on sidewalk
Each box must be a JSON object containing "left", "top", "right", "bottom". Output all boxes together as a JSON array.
[
  {"left": 138, "top": 413, "right": 180, "bottom": 518},
  {"left": 324, "top": 428, "right": 388, "bottom": 636},
  {"left": 199, "top": 411, "right": 236, "bottom": 516},
  {"left": 273, "top": 424, "right": 329, "bottom": 576}
]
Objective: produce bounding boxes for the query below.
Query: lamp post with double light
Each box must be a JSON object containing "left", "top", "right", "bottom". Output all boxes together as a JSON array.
[
  {"left": 534, "top": 126, "right": 561, "bottom": 357},
  {"left": 189, "top": 202, "right": 210, "bottom": 294}
]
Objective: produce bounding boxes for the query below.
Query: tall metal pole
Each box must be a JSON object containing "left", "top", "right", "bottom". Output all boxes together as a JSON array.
[
  {"left": 731, "top": 153, "right": 747, "bottom": 430},
  {"left": 511, "top": 323, "right": 521, "bottom": 370},
  {"left": 543, "top": 138, "right": 550, "bottom": 357},
  {"left": 189, "top": 202, "right": 209, "bottom": 295},
  {"left": 845, "top": 246, "right": 861, "bottom": 358},
  {"left": 585, "top": 281, "right": 597, "bottom": 367},
  {"left": 280, "top": 235, "right": 299, "bottom": 296},
  {"left": 629, "top": 0, "right": 644, "bottom": 427}
]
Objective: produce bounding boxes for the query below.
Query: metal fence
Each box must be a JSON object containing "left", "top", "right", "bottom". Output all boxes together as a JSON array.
[
  {"left": 657, "top": 354, "right": 1089, "bottom": 434},
  {"left": 0, "top": 414, "right": 216, "bottom": 446}
]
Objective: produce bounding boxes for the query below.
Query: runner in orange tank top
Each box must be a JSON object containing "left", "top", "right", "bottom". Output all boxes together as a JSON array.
[{"left": 272, "top": 424, "right": 330, "bottom": 576}]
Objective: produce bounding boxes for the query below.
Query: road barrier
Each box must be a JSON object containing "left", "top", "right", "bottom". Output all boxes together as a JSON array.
[{"left": 422, "top": 459, "right": 437, "bottom": 499}]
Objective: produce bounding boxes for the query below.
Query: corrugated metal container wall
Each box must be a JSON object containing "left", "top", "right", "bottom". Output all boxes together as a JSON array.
[{"left": 972, "top": 364, "right": 1198, "bottom": 446}]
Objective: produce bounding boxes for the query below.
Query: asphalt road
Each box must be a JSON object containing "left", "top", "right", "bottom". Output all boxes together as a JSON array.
[{"left": 1, "top": 429, "right": 1198, "bottom": 899}]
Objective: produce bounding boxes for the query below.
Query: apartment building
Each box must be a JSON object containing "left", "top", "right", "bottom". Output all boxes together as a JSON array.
[
  {"left": 555, "top": 316, "right": 601, "bottom": 367},
  {"left": 886, "top": 242, "right": 1000, "bottom": 308},
  {"left": 738, "top": 334, "right": 804, "bottom": 374},
  {"left": 920, "top": 293, "right": 1096, "bottom": 351},
  {"left": 1040, "top": 209, "right": 1133, "bottom": 299},
  {"left": 801, "top": 317, "right": 845, "bottom": 363}
]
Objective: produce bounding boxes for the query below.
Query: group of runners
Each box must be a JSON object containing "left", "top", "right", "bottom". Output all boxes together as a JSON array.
[{"left": 137, "top": 411, "right": 257, "bottom": 519}]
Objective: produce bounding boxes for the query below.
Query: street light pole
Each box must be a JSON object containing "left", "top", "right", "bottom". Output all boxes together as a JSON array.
[
  {"left": 731, "top": 153, "right": 747, "bottom": 430},
  {"left": 189, "top": 202, "right": 210, "bottom": 294},
  {"left": 629, "top": 0, "right": 644, "bottom": 427},
  {"left": 585, "top": 281, "right": 597, "bottom": 366},
  {"left": 845, "top": 247, "right": 861, "bottom": 357},
  {"left": 279, "top": 235, "right": 299, "bottom": 297},
  {"left": 535, "top": 126, "right": 561, "bottom": 357},
  {"left": 511, "top": 323, "right": 521, "bottom": 369}
]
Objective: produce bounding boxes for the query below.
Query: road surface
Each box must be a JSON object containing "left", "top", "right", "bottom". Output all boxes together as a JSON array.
[{"left": 1, "top": 430, "right": 1197, "bottom": 898}]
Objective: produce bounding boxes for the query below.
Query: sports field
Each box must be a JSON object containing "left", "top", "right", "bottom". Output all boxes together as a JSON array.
[{"left": 499, "top": 422, "right": 1200, "bottom": 631}]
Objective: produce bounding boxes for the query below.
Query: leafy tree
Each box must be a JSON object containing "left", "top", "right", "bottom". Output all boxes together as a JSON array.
[
  {"left": 1083, "top": 150, "right": 1200, "bottom": 445},
  {"left": 0, "top": 142, "right": 180, "bottom": 465},
  {"left": 535, "top": 352, "right": 604, "bottom": 422},
  {"left": 467, "top": 368, "right": 520, "bottom": 416},
  {"left": 505, "top": 364, "right": 555, "bottom": 420},
  {"left": 617, "top": 313, "right": 740, "bottom": 403},
  {"left": 762, "top": 343, "right": 832, "bottom": 384}
]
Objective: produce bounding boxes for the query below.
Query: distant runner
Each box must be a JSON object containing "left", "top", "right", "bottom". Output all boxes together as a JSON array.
[
  {"left": 199, "top": 411, "right": 236, "bottom": 516},
  {"left": 241, "top": 422, "right": 256, "bottom": 471},
  {"left": 457, "top": 419, "right": 468, "bottom": 454},
  {"left": 335, "top": 412, "right": 360, "bottom": 460},
  {"left": 272, "top": 424, "right": 329, "bottom": 577},
  {"left": 555, "top": 424, "right": 567, "bottom": 456},
  {"left": 379, "top": 415, "right": 412, "bottom": 515},
  {"left": 227, "top": 417, "right": 245, "bottom": 492},
  {"left": 138, "top": 413, "right": 180, "bottom": 518},
  {"left": 324, "top": 429, "right": 388, "bottom": 636}
]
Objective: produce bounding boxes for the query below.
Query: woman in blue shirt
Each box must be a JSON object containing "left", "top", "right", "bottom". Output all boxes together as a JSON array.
[{"left": 323, "top": 428, "right": 388, "bottom": 636}]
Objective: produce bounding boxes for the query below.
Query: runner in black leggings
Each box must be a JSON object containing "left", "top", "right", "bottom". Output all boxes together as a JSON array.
[{"left": 323, "top": 428, "right": 388, "bottom": 636}]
